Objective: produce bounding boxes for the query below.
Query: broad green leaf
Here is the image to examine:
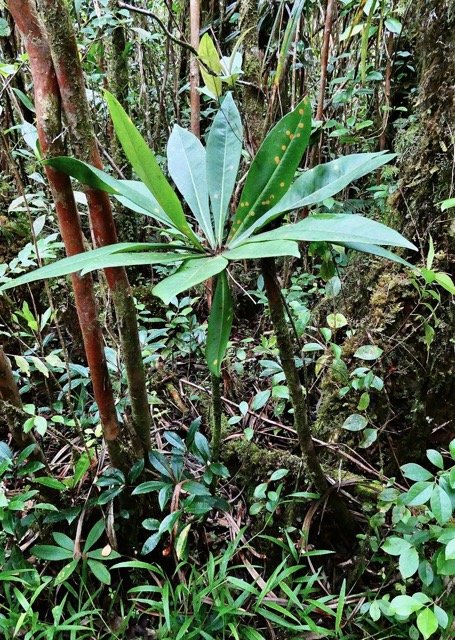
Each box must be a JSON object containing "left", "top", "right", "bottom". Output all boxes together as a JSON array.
[
  {"left": 389, "top": 595, "right": 424, "bottom": 617},
  {"left": 87, "top": 559, "right": 111, "bottom": 585},
  {"left": 419, "top": 560, "right": 434, "bottom": 585},
  {"left": 427, "top": 449, "right": 444, "bottom": 470},
  {"left": 233, "top": 152, "right": 398, "bottom": 243},
  {"left": 401, "top": 463, "right": 433, "bottom": 482},
  {"left": 382, "top": 537, "right": 411, "bottom": 555},
  {"left": 251, "top": 390, "right": 271, "bottom": 411},
  {"left": 434, "top": 272, "right": 455, "bottom": 294},
  {"left": 31, "top": 545, "right": 74, "bottom": 561},
  {"left": 441, "top": 197, "right": 455, "bottom": 211},
  {"left": 206, "top": 93, "right": 242, "bottom": 245},
  {"left": 416, "top": 608, "right": 438, "bottom": 640},
  {"left": 168, "top": 125, "right": 215, "bottom": 247},
  {"left": 34, "top": 477, "right": 67, "bottom": 491},
  {"left": 327, "top": 313, "right": 348, "bottom": 329},
  {"left": 433, "top": 605, "right": 449, "bottom": 629},
  {"left": 385, "top": 18, "right": 402, "bottom": 34},
  {"left": 141, "top": 533, "right": 161, "bottom": 556},
  {"left": 223, "top": 240, "right": 300, "bottom": 260},
  {"left": 206, "top": 271, "right": 233, "bottom": 377},
  {"left": 0, "top": 243, "right": 196, "bottom": 291},
  {"left": 430, "top": 485, "right": 452, "bottom": 525},
  {"left": 45, "top": 157, "right": 202, "bottom": 249},
  {"left": 236, "top": 213, "right": 416, "bottom": 251},
  {"left": 52, "top": 533, "right": 75, "bottom": 551},
  {"left": 354, "top": 345, "right": 383, "bottom": 360},
  {"left": 445, "top": 538, "right": 455, "bottom": 560},
  {"left": 104, "top": 91, "right": 189, "bottom": 230},
  {"left": 404, "top": 481, "right": 433, "bottom": 506},
  {"left": 198, "top": 33, "right": 222, "bottom": 98},
  {"left": 359, "top": 429, "right": 378, "bottom": 449},
  {"left": 399, "top": 546, "right": 419, "bottom": 579},
  {"left": 228, "top": 97, "right": 312, "bottom": 242},
  {"left": 342, "top": 414, "right": 367, "bottom": 431},
  {"left": 153, "top": 256, "right": 227, "bottom": 305}
]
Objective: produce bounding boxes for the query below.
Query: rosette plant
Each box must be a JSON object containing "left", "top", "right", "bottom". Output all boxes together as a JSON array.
[{"left": 1, "top": 92, "right": 415, "bottom": 495}]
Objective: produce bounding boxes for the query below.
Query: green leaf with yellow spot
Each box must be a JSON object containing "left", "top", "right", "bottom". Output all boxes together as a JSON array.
[
  {"left": 54, "top": 558, "right": 79, "bottom": 585},
  {"left": 206, "top": 270, "right": 233, "bottom": 377},
  {"left": 228, "top": 97, "right": 312, "bottom": 242},
  {"left": 234, "top": 152, "right": 396, "bottom": 243}
]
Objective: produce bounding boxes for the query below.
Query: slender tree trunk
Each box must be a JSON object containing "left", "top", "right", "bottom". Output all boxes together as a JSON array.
[
  {"left": 8, "top": 0, "right": 127, "bottom": 471},
  {"left": 239, "top": 0, "right": 263, "bottom": 153},
  {"left": 0, "top": 346, "right": 48, "bottom": 468},
  {"left": 261, "top": 259, "right": 356, "bottom": 533},
  {"left": 104, "top": 0, "right": 139, "bottom": 243},
  {"left": 35, "top": 0, "right": 152, "bottom": 457},
  {"left": 189, "top": 0, "right": 200, "bottom": 138}
]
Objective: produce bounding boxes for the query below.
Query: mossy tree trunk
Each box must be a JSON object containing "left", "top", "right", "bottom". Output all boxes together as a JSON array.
[
  {"left": 35, "top": 0, "right": 153, "bottom": 459},
  {"left": 391, "top": 0, "right": 455, "bottom": 457},
  {"left": 8, "top": 0, "right": 128, "bottom": 472}
]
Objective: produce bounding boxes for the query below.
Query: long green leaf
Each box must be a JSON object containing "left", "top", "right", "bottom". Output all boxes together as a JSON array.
[
  {"left": 274, "top": 0, "right": 306, "bottom": 87},
  {"left": 114, "top": 180, "right": 175, "bottom": 226},
  {"left": 223, "top": 240, "right": 300, "bottom": 260},
  {"left": 0, "top": 243, "right": 197, "bottom": 291},
  {"left": 231, "top": 152, "right": 396, "bottom": 245},
  {"left": 206, "top": 271, "right": 233, "bottom": 376},
  {"left": 228, "top": 97, "right": 312, "bottom": 242},
  {"left": 168, "top": 125, "right": 215, "bottom": 247},
  {"left": 104, "top": 91, "right": 190, "bottom": 232},
  {"left": 244, "top": 214, "right": 417, "bottom": 250},
  {"left": 45, "top": 157, "right": 202, "bottom": 249},
  {"left": 206, "top": 93, "right": 242, "bottom": 246},
  {"left": 198, "top": 33, "right": 222, "bottom": 98},
  {"left": 153, "top": 256, "right": 227, "bottom": 305},
  {"left": 79, "top": 252, "right": 198, "bottom": 276},
  {"left": 341, "top": 242, "right": 417, "bottom": 268}
]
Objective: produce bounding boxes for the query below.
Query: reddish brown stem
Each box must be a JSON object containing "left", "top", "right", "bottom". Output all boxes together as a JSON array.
[
  {"left": 8, "top": 0, "right": 127, "bottom": 471},
  {"left": 36, "top": 0, "right": 152, "bottom": 456}
]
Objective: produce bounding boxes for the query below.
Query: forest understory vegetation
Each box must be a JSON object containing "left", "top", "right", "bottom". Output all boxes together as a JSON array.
[{"left": 0, "top": 0, "right": 454, "bottom": 638}]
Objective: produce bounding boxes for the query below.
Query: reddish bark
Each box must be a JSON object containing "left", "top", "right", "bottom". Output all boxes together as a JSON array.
[
  {"left": 8, "top": 0, "right": 126, "bottom": 470},
  {"left": 36, "top": 0, "right": 152, "bottom": 455}
]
